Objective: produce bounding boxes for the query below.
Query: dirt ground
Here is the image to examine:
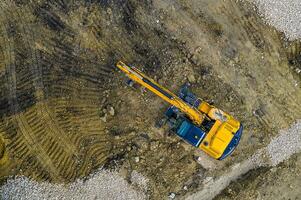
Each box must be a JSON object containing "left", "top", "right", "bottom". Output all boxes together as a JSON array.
[
  {"left": 215, "top": 151, "right": 301, "bottom": 200},
  {"left": 0, "top": 0, "right": 300, "bottom": 199}
]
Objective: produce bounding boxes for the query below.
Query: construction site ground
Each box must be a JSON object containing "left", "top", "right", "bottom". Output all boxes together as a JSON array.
[{"left": 0, "top": 0, "right": 300, "bottom": 199}]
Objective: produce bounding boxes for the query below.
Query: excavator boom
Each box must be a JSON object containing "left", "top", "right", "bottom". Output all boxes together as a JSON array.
[{"left": 116, "top": 61, "right": 204, "bottom": 124}]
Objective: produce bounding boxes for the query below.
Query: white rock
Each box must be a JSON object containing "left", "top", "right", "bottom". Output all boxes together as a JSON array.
[
  {"left": 100, "top": 114, "right": 107, "bottom": 122},
  {"left": 109, "top": 107, "right": 115, "bottom": 116},
  {"left": 168, "top": 192, "right": 176, "bottom": 199},
  {"left": 188, "top": 74, "right": 196, "bottom": 83}
]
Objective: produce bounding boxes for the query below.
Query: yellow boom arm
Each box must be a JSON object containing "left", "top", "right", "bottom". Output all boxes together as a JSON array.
[{"left": 116, "top": 61, "right": 204, "bottom": 125}]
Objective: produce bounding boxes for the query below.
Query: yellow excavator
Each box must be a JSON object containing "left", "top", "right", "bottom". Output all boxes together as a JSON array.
[{"left": 116, "top": 61, "right": 243, "bottom": 160}]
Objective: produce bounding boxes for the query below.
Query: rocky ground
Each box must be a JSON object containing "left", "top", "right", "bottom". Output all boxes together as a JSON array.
[
  {"left": 215, "top": 151, "right": 301, "bottom": 200},
  {"left": 0, "top": 0, "right": 300, "bottom": 199}
]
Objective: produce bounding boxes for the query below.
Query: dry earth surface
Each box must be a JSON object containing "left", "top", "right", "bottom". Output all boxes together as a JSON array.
[{"left": 0, "top": 0, "right": 300, "bottom": 199}]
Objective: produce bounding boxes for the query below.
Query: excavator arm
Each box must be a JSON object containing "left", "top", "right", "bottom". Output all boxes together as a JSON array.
[{"left": 116, "top": 61, "right": 204, "bottom": 125}]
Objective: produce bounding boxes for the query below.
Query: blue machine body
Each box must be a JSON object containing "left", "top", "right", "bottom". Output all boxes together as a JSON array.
[
  {"left": 164, "top": 83, "right": 243, "bottom": 160},
  {"left": 165, "top": 106, "right": 206, "bottom": 147},
  {"left": 176, "top": 120, "right": 206, "bottom": 147}
]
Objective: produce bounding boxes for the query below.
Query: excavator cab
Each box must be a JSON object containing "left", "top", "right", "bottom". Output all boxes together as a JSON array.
[{"left": 165, "top": 106, "right": 206, "bottom": 147}]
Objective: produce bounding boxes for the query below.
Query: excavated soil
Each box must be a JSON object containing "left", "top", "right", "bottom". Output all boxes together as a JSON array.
[{"left": 0, "top": 0, "right": 300, "bottom": 199}]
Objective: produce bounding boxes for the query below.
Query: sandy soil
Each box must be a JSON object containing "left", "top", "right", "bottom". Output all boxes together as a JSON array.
[{"left": 0, "top": 0, "right": 300, "bottom": 199}]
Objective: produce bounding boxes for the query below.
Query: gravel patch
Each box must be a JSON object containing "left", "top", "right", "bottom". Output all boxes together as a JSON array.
[
  {"left": 254, "top": 0, "right": 301, "bottom": 40},
  {"left": 130, "top": 171, "right": 149, "bottom": 192},
  {"left": 267, "top": 121, "right": 301, "bottom": 166},
  {"left": 0, "top": 170, "right": 146, "bottom": 200}
]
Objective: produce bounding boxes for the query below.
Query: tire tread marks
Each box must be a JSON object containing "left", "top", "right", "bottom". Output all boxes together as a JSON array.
[{"left": 0, "top": 1, "right": 111, "bottom": 183}]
